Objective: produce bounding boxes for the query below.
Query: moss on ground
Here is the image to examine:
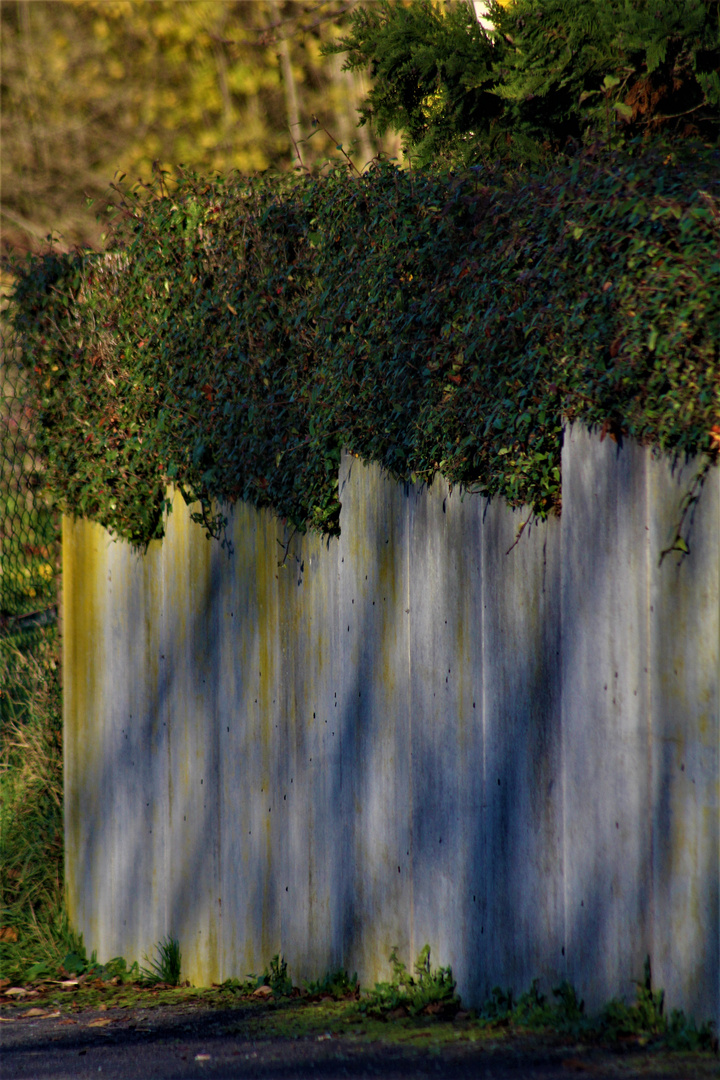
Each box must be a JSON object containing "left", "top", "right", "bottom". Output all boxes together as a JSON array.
[{"left": 1, "top": 979, "right": 717, "bottom": 1076}]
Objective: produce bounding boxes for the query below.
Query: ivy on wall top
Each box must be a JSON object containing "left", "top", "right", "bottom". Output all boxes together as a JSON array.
[{"left": 7, "top": 141, "right": 720, "bottom": 546}]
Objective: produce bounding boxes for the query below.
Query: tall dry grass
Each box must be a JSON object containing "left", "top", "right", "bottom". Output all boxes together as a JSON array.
[{"left": 0, "top": 627, "right": 76, "bottom": 982}]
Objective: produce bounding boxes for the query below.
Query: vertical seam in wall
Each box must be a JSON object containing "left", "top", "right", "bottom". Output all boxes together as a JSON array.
[
  {"left": 560, "top": 427, "right": 568, "bottom": 981},
  {"left": 62, "top": 517, "right": 75, "bottom": 935},
  {"left": 716, "top": 465, "right": 720, "bottom": 1026},
  {"left": 61, "top": 517, "right": 70, "bottom": 929},
  {"left": 161, "top": 522, "right": 167, "bottom": 956},
  {"left": 480, "top": 499, "right": 488, "bottom": 984},
  {"left": 163, "top": 505, "right": 172, "bottom": 957},
  {"left": 645, "top": 451, "right": 654, "bottom": 975},
  {"left": 215, "top": 537, "right": 223, "bottom": 986},
  {"left": 407, "top": 488, "right": 414, "bottom": 964},
  {"left": 100, "top": 526, "right": 109, "bottom": 962}
]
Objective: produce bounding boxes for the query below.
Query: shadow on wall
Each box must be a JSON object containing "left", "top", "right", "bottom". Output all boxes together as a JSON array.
[{"left": 63, "top": 427, "right": 719, "bottom": 1026}]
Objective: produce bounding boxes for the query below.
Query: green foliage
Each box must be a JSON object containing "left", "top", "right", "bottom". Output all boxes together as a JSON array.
[
  {"left": 59, "top": 942, "right": 140, "bottom": 984},
  {"left": 328, "top": 0, "right": 502, "bottom": 168},
  {"left": 476, "top": 958, "right": 716, "bottom": 1052},
  {"left": 7, "top": 144, "right": 719, "bottom": 546},
  {"left": 140, "top": 936, "right": 182, "bottom": 987},
  {"left": 0, "top": 280, "right": 60, "bottom": 624},
  {"left": 359, "top": 945, "right": 460, "bottom": 1019},
  {"left": 596, "top": 956, "right": 715, "bottom": 1051},
  {"left": 478, "top": 978, "right": 585, "bottom": 1028},
  {"left": 332, "top": 0, "right": 720, "bottom": 168},
  {"left": 492, "top": 0, "right": 720, "bottom": 156},
  {"left": 0, "top": 630, "right": 67, "bottom": 986},
  {"left": 258, "top": 953, "right": 293, "bottom": 998},
  {"left": 304, "top": 967, "right": 359, "bottom": 1000}
]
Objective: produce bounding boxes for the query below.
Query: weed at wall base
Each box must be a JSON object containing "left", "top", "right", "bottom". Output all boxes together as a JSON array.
[
  {"left": 139, "top": 936, "right": 182, "bottom": 987},
  {"left": 359, "top": 945, "right": 460, "bottom": 1020}
]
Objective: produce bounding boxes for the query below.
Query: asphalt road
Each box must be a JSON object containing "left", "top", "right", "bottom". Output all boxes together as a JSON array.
[{"left": 2, "top": 1003, "right": 717, "bottom": 1080}]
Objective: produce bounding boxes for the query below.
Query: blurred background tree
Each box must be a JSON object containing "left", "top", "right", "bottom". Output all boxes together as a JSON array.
[
  {"left": 3, "top": 0, "right": 718, "bottom": 254},
  {"left": 1, "top": 0, "right": 394, "bottom": 254}
]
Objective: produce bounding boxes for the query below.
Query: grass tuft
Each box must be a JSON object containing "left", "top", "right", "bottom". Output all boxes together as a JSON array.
[
  {"left": 140, "top": 936, "right": 182, "bottom": 987},
  {"left": 0, "top": 628, "right": 72, "bottom": 984}
]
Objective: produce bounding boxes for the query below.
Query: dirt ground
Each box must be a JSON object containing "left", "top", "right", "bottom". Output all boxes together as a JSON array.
[{"left": 1, "top": 990, "right": 718, "bottom": 1080}]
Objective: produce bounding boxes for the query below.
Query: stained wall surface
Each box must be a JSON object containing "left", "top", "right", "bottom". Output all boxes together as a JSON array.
[{"left": 63, "top": 427, "right": 719, "bottom": 1024}]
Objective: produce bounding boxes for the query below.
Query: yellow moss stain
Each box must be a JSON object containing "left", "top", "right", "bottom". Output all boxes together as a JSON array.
[
  {"left": 62, "top": 515, "right": 106, "bottom": 932},
  {"left": 250, "top": 509, "right": 280, "bottom": 964}
]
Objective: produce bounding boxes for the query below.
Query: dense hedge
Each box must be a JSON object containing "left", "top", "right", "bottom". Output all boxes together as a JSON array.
[{"left": 8, "top": 143, "right": 720, "bottom": 545}]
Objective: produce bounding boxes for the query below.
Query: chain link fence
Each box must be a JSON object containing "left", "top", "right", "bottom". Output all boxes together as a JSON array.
[
  {"left": 1, "top": 270, "right": 60, "bottom": 643},
  {"left": 1, "top": 268, "right": 64, "bottom": 981}
]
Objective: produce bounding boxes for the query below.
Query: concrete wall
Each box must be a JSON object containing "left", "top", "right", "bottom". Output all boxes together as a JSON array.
[{"left": 63, "top": 427, "right": 719, "bottom": 1025}]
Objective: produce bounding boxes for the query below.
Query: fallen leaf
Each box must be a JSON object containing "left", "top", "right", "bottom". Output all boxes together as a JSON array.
[
  {"left": 5, "top": 988, "right": 30, "bottom": 998},
  {"left": 195, "top": 1053, "right": 211, "bottom": 1061},
  {"left": 252, "top": 985, "right": 273, "bottom": 998},
  {"left": 0, "top": 1017, "right": 16, "bottom": 1023},
  {"left": 88, "top": 1018, "right": 113, "bottom": 1028},
  {"left": 23, "top": 1008, "right": 48, "bottom": 1018},
  {"left": 0, "top": 927, "right": 18, "bottom": 942},
  {"left": 59, "top": 980, "right": 79, "bottom": 989}
]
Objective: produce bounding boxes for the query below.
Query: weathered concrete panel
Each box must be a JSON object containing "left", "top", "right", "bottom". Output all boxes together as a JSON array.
[
  {"left": 162, "top": 491, "right": 222, "bottom": 985},
  {"left": 103, "top": 535, "right": 166, "bottom": 968},
  {"left": 561, "top": 425, "right": 652, "bottom": 1010},
  {"left": 217, "top": 499, "right": 282, "bottom": 981},
  {"left": 406, "top": 474, "right": 485, "bottom": 1003},
  {"left": 648, "top": 452, "right": 719, "bottom": 1023},
  {"left": 276, "top": 522, "right": 342, "bottom": 980},
  {"left": 64, "top": 516, "right": 169, "bottom": 972},
  {"left": 63, "top": 516, "right": 110, "bottom": 961},
  {"left": 481, "top": 501, "right": 563, "bottom": 998},
  {"left": 64, "top": 429, "right": 719, "bottom": 1026},
  {"left": 336, "top": 455, "right": 413, "bottom": 988}
]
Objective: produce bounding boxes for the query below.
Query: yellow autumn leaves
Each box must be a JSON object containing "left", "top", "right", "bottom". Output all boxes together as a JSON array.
[{"left": 1, "top": 1, "right": 383, "bottom": 250}]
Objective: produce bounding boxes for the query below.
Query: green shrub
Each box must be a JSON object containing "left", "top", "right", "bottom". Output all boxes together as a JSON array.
[
  {"left": 304, "top": 967, "right": 359, "bottom": 1000},
  {"left": 359, "top": 945, "right": 460, "bottom": 1019},
  {"left": 596, "top": 956, "right": 715, "bottom": 1051},
  {"left": 476, "top": 957, "right": 716, "bottom": 1051}
]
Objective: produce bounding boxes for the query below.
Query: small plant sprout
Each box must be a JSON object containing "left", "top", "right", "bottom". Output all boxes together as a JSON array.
[
  {"left": 257, "top": 953, "right": 293, "bottom": 997},
  {"left": 140, "top": 936, "right": 182, "bottom": 986}
]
